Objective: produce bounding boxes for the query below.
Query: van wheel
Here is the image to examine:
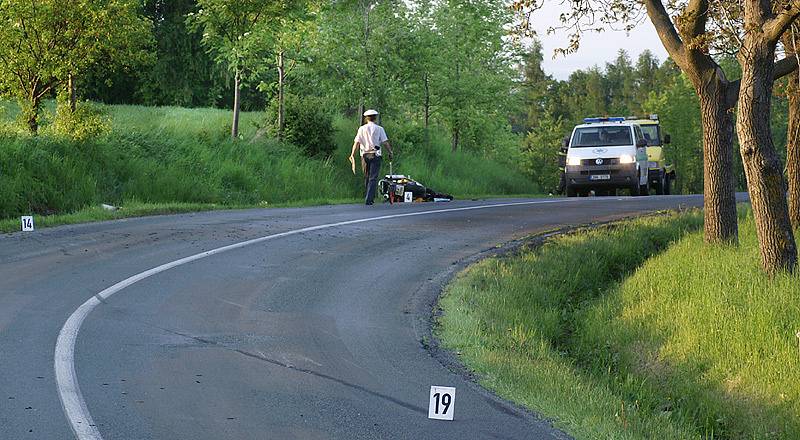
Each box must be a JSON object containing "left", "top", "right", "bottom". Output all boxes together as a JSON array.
[
  {"left": 629, "top": 182, "right": 640, "bottom": 196},
  {"left": 664, "top": 175, "right": 673, "bottom": 195},
  {"left": 655, "top": 171, "right": 666, "bottom": 195}
]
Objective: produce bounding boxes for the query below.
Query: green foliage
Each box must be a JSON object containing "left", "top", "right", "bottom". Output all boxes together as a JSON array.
[
  {"left": 111, "top": 0, "right": 223, "bottom": 107},
  {"left": 429, "top": 0, "right": 518, "bottom": 151},
  {"left": 0, "top": 0, "right": 153, "bottom": 132},
  {"left": 521, "top": 114, "right": 569, "bottom": 192},
  {"left": 311, "top": 0, "right": 411, "bottom": 114},
  {"left": 187, "top": 0, "right": 301, "bottom": 76},
  {"left": 265, "top": 94, "right": 336, "bottom": 157},
  {"left": 46, "top": 100, "right": 111, "bottom": 141},
  {"left": 0, "top": 102, "right": 536, "bottom": 220},
  {"left": 643, "top": 74, "right": 704, "bottom": 194}
]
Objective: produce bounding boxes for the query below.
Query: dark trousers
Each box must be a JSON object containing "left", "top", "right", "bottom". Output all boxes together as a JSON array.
[{"left": 361, "top": 154, "right": 382, "bottom": 204}]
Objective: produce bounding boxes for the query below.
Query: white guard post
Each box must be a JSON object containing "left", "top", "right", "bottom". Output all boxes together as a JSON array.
[{"left": 21, "top": 216, "right": 34, "bottom": 232}]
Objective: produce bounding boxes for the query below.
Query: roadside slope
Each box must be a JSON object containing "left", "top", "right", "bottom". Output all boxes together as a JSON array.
[
  {"left": 437, "top": 209, "right": 799, "bottom": 439},
  {"left": 0, "top": 102, "right": 537, "bottom": 225}
]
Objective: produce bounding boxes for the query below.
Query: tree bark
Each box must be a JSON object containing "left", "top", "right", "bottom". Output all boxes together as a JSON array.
[
  {"left": 451, "top": 126, "right": 459, "bottom": 152},
  {"left": 696, "top": 76, "right": 739, "bottom": 244},
  {"left": 277, "top": 50, "right": 285, "bottom": 141},
  {"left": 642, "top": 0, "right": 739, "bottom": 244},
  {"left": 788, "top": 73, "right": 800, "bottom": 229},
  {"left": 68, "top": 73, "right": 77, "bottom": 113},
  {"left": 26, "top": 96, "right": 41, "bottom": 134},
  {"left": 737, "top": 38, "right": 797, "bottom": 273},
  {"left": 231, "top": 69, "right": 241, "bottom": 139},
  {"left": 784, "top": 30, "right": 800, "bottom": 229}
]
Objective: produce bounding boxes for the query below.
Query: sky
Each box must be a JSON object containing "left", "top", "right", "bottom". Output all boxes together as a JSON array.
[{"left": 528, "top": 3, "right": 670, "bottom": 80}]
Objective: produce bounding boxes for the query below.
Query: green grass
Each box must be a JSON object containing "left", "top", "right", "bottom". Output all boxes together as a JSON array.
[
  {"left": 0, "top": 101, "right": 538, "bottom": 225},
  {"left": 437, "top": 209, "right": 800, "bottom": 439}
]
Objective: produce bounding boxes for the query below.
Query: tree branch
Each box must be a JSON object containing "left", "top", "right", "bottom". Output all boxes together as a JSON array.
[
  {"left": 684, "top": 0, "right": 709, "bottom": 38},
  {"left": 726, "top": 56, "right": 799, "bottom": 103},
  {"left": 765, "top": 1, "right": 800, "bottom": 43},
  {"left": 642, "top": 0, "right": 687, "bottom": 65},
  {"left": 774, "top": 54, "right": 800, "bottom": 79}
]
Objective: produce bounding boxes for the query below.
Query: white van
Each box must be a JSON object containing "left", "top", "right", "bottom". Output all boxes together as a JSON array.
[{"left": 564, "top": 117, "right": 650, "bottom": 196}]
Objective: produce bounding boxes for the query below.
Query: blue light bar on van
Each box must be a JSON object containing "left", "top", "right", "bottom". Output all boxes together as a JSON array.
[{"left": 583, "top": 117, "right": 626, "bottom": 123}]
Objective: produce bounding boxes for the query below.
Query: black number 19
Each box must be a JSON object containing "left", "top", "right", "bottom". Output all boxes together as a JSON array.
[{"left": 433, "top": 392, "right": 451, "bottom": 414}]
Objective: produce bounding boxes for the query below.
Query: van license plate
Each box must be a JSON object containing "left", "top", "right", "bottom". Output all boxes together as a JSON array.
[{"left": 590, "top": 174, "right": 611, "bottom": 180}]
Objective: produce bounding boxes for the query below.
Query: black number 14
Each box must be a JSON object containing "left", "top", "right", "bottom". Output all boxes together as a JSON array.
[
  {"left": 23, "top": 218, "right": 32, "bottom": 229},
  {"left": 433, "top": 392, "right": 451, "bottom": 414}
]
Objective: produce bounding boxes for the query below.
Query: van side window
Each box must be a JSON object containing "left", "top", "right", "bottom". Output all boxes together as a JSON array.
[{"left": 634, "top": 126, "right": 643, "bottom": 143}]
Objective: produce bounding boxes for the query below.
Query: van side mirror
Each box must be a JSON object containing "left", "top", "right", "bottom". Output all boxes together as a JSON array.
[
  {"left": 663, "top": 134, "right": 671, "bottom": 144},
  {"left": 636, "top": 139, "right": 648, "bottom": 148},
  {"left": 561, "top": 136, "right": 570, "bottom": 153}
]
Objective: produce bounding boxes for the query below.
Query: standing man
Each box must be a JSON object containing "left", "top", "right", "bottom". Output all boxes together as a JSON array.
[
  {"left": 349, "top": 109, "right": 394, "bottom": 205},
  {"left": 556, "top": 135, "right": 569, "bottom": 194}
]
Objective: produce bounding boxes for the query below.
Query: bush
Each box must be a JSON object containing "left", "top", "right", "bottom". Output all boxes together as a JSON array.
[
  {"left": 266, "top": 94, "right": 336, "bottom": 157},
  {"left": 46, "top": 99, "right": 111, "bottom": 141}
]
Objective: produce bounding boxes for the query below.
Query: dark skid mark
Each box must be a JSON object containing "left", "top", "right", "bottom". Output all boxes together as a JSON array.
[{"left": 157, "top": 324, "right": 428, "bottom": 415}]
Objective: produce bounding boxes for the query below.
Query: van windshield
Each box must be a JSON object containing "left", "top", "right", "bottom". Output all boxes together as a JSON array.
[
  {"left": 571, "top": 126, "right": 633, "bottom": 147},
  {"left": 640, "top": 125, "right": 660, "bottom": 145}
]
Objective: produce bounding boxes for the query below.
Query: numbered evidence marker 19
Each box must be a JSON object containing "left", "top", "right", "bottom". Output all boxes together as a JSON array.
[
  {"left": 404, "top": 191, "right": 413, "bottom": 203},
  {"left": 21, "top": 215, "right": 34, "bottom": 232},
  {"left": 428, "top": 386, "right": 456, "bottom": 420}
]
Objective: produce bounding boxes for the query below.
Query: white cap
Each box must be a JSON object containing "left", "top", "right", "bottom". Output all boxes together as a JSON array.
[{"left": 363, "top": 109, "right": 378, "bottom": 116}]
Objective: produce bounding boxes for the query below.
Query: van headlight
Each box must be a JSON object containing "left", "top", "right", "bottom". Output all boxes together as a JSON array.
[
  {"left": 619, "top": 154, "right": 635, "bottom": 164},
  {"left": 567, "top": 157, "right": 581, "bottom": 166}
]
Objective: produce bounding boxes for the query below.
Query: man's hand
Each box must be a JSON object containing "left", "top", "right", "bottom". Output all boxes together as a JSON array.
[{"left": 348, "top": 155, "right": 356, "bottom": 174}]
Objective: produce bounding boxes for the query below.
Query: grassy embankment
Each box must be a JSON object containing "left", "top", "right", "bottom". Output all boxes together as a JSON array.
[
  {"left": 438, "top": 209, "right": 800, "bottom": 439},
  {"left": 0, "top": 102, "right": 537, "bottom": 232}
]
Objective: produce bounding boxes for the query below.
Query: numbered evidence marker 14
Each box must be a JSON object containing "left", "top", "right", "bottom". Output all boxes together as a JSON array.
[
  {"left": 21, "top": 215, "right": 34, "bottom": 232},
  {"left": 428, "top": 386, "right": 456, "bottom": 420}
]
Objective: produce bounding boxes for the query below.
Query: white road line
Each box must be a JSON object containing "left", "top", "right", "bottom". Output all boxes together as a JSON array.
[{"left": 54, "top": 199, "right": 581, "bottom": 439}]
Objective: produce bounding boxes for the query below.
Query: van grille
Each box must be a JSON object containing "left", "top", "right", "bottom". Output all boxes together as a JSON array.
[{"left": 581, "top": 158, "right": 620, "bottom": 166}]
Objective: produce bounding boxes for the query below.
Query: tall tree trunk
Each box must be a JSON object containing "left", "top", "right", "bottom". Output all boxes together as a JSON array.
[
  {"left": 277, "top": 50, "right": 285, "bottom": 141},
  {"left": 451, "top": 125, "right": 459, "bottom": 152},
  {"left": 231, "top": 69, "right": 241, "bottom": 139},
  {"left": 787, "top": 74, "right": 800, "bottom": 229},
  {"left": 784, "top": 29, "right": 800, "bottom": 229},
  {"left": 26, "top": 96, "right": 41, "bottom": 134},
  {"left": 359, "top": 0, "right": 370, "bottom": 124},
  {"left": 68, "top": 73, "right": 77, "bottom": 113},
  {"left": 642, "top": 0, "right": 740, "bottom": 244},
  {"left": 423, "top": 71, "right": 430, "bottom": 130},
  {"left": 737, "top": 39, "right": 797, "bottom": 274},
  {"left": 696, "top": 76, "right": 739, "bottom": 244}
]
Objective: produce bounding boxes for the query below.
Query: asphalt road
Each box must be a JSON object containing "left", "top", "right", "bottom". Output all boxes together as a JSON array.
[{"left": 0, "top": 195, "right": 705, "bottom": 440}]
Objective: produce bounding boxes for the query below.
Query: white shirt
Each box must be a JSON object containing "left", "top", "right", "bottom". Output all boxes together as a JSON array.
[{"left": 354, "top": 121, "right": 388, "bottom": 156}]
